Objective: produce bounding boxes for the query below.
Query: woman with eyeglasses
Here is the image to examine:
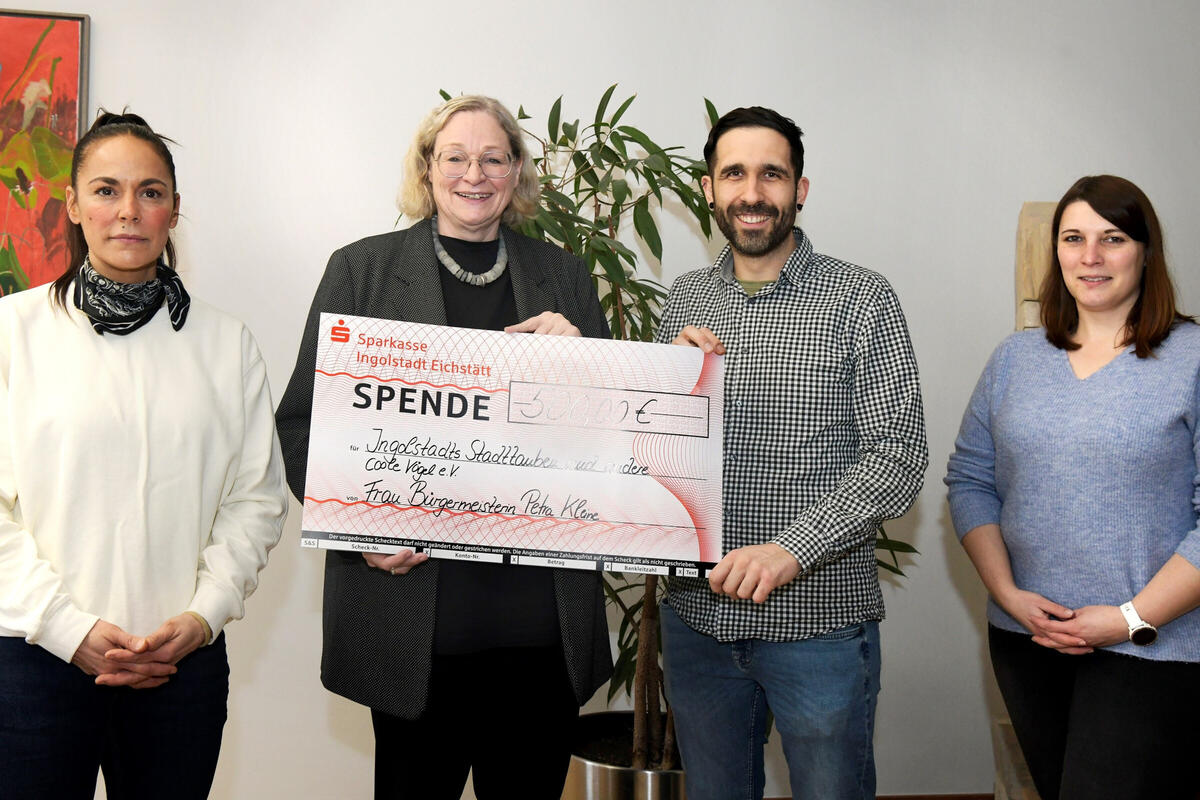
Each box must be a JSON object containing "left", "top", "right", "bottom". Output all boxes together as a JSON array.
[
  {"left": 276, "top": 95, "right": 611, "bottom": 799},
  {"left": 945, "top": 175, "right": 1200, "bottom": 799}
]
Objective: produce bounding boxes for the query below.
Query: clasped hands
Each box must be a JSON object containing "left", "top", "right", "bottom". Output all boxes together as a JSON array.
[
  {"left": 997, "top": 588, "right": 1128, "bottom": 654},
  {"left": 72, "top": 613, "right": 208, "bottom": 689}
]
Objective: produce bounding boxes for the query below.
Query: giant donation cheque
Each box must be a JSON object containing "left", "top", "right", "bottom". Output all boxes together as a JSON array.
[{"left": 300, "top": 313, "right": 724, "bottom": 576}]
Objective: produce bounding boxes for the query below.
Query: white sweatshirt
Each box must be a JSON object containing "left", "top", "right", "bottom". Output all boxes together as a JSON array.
[{"left": 0, "top": 284, "right": 287, "bottom": 662}]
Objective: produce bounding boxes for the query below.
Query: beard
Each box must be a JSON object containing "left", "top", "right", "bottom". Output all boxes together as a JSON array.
[{"left": 713, "top": 199, "right": 797, "bottom": 257}]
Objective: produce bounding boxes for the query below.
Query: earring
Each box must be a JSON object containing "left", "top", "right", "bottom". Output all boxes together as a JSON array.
[
  {"left": 708, "top": 202, "right": 714, "bottom": 210},
  {"left": 796, "top": 203, "right": 803, "bottom": 211}
]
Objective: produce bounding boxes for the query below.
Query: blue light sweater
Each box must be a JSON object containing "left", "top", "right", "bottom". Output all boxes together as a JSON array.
[{"left": 945, "top": 323, "right": 1200, "bottom": 662}]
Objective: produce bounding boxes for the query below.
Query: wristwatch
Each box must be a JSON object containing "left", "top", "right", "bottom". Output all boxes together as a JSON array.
[{"left": 1119, "top": 601, "right": 1157, "bottom": 646}]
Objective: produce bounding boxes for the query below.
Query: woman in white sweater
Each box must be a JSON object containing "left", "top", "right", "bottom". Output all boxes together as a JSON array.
[{"left": 0, "top": 112, "right": 287, "bottom": 799}]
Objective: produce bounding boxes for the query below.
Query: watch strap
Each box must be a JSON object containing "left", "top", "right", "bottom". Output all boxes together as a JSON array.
[
  {"left": 1119, "top": 601, "right": 1157, "bottom": 645},
  {"left": 1119, "top": 601, "right": 1146, "bottom": 629}
]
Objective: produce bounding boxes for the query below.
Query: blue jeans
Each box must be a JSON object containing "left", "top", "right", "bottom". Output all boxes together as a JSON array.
[
  {"left": 0, "top": 634, "right": 229, "bottom": 799},
  {"left": 661, "top": 603, "right": 880, "bottom": 800}
]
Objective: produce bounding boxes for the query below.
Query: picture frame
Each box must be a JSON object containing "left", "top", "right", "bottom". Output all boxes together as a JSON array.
[{"left": 1, "top": 8, "right": 90, "bottom": 294}]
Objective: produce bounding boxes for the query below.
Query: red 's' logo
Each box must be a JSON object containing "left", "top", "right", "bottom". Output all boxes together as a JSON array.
[{"left": 331, "top": 319, "right": 350, "bottom": 343}]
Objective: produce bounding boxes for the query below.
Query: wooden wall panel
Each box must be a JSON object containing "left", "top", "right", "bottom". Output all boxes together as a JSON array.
[{"left": 1015, "top": 202, "right": 1056, "bottom": 330}]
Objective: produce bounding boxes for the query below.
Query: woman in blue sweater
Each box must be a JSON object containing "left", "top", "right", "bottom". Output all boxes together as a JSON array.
[{"left": 945, "top": 175, "right": 1200, "bottom": 800}]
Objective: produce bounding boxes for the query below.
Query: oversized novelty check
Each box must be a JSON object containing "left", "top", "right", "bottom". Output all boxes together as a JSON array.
[{"left": 300, "top": 314, "right": 724, "bottom": 575}]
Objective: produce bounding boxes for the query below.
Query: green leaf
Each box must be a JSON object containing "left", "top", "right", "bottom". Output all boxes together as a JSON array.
[
  {"left": 438, "top": 89, "right": 452, "bottom": 101},
  {"left": 599, "top": 144, "right": 624, "bottom": 167},
  {"left": 517, "top": 105, "right": 530, "bottom": 121},
  {"left": 587, "top": 140, "right": 607, "bottom": 169},
  {"left": 616, "top": 125, "right": 661, "bottom": 154},
  {"left": 612, "top": 177, "right": 630, "bottom": 208},
  {"left": 637, "top": 295, "right": 659, "bottom": 337},
  {"left": 644, "top": 153, "right": 668, "bottom": 172},
  {"left": 571, "top": 151, "right": 597, "bottom": 188},
  {"left": 704, "top": 98, "right": 720, "bottom": 127},
  {"left": 696, "top": 198, "right": 712, "bottom": 237},
  {"left": 548, "top": 96, "right": 562, "bottom": 141},
  {"left": 594, "top": 172, "right": 613, "bottom": 196},
  {"left": 643, "top": 170, "right": 664, "bottom": 203},
  {"left": 875, "top": 537, "right": 919, "bottom": 554},
  {"left": 608, "top": 650, "right": 637, "bottom": 700},
  {"left": 877, "top": 558, "right": 907, "bottom": 577},
  {"left": 562, "top": 119, "right": 578, "bottom": 143},
  {"left": 633, "top": 197, "right": 663, "bottom": 261},
  {"left": 602, "top": 578, "right": 634, "bottom": 615},
  {"left": 608, "top": 129, "right": 629, "bottom": 160},
  {"left": 610, "top": 94, "right": 637, "bottom": 129},
  {"left": 594, "top": 83, "right": 617, "bottom": 130},
  {"left": 671, "top": 188, "right": 710, "bottom": 238},
  {"left": 532, "top": 207, "right": 569, "bottom": 244},
  {"left": 542, "top": 187, "right": 580, "bottom": 213},
  {"left": 592, "top": 244, "right": 627, "bottom": 286},
  {"left": 592, "top": 234, "right": 637, "bottom": 268}
]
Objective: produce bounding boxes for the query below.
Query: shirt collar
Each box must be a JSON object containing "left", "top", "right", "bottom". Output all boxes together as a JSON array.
[{"left": 713, "top": 228, "right": 814, "bottom": 288}]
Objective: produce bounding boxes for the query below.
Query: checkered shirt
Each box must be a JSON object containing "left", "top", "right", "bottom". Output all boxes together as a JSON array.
[{"left": 657, "top": 229, "right": 928, "bottom": 642}]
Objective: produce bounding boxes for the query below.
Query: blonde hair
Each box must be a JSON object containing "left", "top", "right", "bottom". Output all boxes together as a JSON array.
[{"left": 397, "top": 95, "right": 540, "bottom": 227}]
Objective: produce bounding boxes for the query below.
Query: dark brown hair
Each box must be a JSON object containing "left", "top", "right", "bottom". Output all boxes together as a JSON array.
[
  {"left": 51, "top": 110, "right": 178, "bottom": 308},
  {"left": 704, "top": 106, "right": 804, "bottom": 179},
  {"left": 1039, "top": 174, "right": 1192, "bottom": 357}
]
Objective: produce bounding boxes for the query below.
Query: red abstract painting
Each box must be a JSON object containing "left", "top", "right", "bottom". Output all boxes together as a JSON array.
[{"left": 1, "top": 10, "right": 89, "bottom": 295}]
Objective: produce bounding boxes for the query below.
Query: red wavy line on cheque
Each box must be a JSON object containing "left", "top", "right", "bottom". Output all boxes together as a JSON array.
[
  {"left": 303, "top": 496, "right": 676, "bottom": 534},
  {"left": 313, "top": 369, "right": 507, "bottom": 394}
]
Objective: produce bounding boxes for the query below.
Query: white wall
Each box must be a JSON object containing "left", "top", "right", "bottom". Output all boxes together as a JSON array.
[{"left": 15, "top": 0, "right": 1199, "bottom": 795}]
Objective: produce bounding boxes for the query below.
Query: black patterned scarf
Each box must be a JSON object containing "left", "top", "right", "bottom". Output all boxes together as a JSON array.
[{"left": 73, "top": 257, "right": 190, "bottom": 335}]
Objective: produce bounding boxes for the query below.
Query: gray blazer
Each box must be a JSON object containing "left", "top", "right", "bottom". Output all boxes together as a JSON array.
[{"left": 276, "top": 219, "right": 613, "bottom": 718}]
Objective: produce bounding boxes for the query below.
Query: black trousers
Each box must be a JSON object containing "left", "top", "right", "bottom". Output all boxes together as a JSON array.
[
  {"left": 370, "top": 645, "right": 579, "bottom": 800},
  {"left": 989, "top": 625, "right": 1200, "bottom": 800},
  {"left": 0, "top": 634, "right": 228, "bottom": 800}
]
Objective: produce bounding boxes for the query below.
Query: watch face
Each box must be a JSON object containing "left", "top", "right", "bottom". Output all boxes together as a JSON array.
[{"left": 1131, "top": 625, "right": 1157, "bottom": 646}]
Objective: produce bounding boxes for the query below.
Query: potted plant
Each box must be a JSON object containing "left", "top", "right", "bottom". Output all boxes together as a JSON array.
[{"left": 455, "top": 86, "right": 708, "bottom": 796}]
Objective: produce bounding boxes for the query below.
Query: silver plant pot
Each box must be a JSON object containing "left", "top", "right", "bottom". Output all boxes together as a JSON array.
[
  {"left": 560, "top": 752, "right": 686, "bottom": 800},
  {"left": 560, "top": 711, "right": 686, "bottom": 800}
]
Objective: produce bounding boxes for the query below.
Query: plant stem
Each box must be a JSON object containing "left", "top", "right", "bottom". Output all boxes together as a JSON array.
[
  {"left": 631, "top": 575, "right": 660, "bottom": 770},
  {"left": 612, "top": 288, "right": 626, "bottom": 338},
  {"left": 659, "top": 705, "right": 678, "bottom": 770},
  {"left": 648, "top": 656, "right": 664, "bottom": 767}
]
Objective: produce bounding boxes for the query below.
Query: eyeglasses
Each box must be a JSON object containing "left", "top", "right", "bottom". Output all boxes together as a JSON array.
[{"left": 433, "top": 150, "right": 515, "bottom": 179}]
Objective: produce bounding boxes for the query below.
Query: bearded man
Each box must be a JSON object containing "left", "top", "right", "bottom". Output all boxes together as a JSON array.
[{"left": 656, "top": 106, "right": 928, "bottom": 800}]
